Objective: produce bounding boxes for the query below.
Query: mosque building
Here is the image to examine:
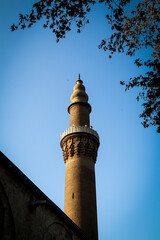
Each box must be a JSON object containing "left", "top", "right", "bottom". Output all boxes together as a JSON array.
[{"left": 0, "top": 75, "right": 100, "bottom": 240}]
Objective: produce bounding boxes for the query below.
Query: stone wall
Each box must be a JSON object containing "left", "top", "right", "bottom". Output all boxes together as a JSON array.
[{"left": 0, "top": 152, "right": 88, "bottom": 240}]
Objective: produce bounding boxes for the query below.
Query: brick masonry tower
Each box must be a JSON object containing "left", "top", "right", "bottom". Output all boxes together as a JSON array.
[{"left": 60, "top": 75, "right": 100, "bottom": 240}]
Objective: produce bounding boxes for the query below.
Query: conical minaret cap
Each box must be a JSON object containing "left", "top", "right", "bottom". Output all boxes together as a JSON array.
[{"left": 70, "top": 74, "right": 89, "bottom": 104}]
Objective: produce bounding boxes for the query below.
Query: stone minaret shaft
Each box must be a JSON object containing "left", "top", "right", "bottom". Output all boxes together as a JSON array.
[{"left": 60, "top": 76, "right": 100, "bottom": 240}]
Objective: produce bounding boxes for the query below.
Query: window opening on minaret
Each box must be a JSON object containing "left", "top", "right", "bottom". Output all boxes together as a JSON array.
[{"left": 72, "top": 193, "right": 74, "bottom": 199}]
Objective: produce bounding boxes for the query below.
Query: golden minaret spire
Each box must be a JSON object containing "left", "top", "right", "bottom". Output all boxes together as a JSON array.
[{"left": 60, "top": 76, "right": 100, "bottom": 240}]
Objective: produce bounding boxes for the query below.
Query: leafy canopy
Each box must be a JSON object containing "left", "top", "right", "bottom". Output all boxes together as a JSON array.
[{"left": 11, "top": 0, "right": 160, "bottom": 132}]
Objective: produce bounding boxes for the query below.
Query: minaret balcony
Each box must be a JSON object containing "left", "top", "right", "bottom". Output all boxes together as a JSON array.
[{"left": 60, "top": 126, "right": 99, "bottom": 142}]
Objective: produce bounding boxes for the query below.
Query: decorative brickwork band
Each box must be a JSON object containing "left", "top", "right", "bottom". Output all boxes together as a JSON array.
[{"left": 61, "top": 135, "right": 99, "bottom": 163}]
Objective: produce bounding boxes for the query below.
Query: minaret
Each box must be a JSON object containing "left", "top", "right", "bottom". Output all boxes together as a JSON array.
[{"left": 60, "top": 75, "right": 100, "bottom": 240}]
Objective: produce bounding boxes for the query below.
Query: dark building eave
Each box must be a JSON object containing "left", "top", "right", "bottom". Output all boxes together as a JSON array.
[{"left": 0, "top": 151, "right": 89, "bottom": 240}]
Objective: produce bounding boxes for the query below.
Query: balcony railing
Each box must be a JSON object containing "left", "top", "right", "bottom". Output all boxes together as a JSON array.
[{"left": 60, "top": 126, "right": 99, "bottom": 141}]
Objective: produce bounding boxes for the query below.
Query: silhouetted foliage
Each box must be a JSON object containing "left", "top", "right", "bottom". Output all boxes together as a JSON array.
[{"left": 11, "top": 0, "right": 160, "bottom": 132}]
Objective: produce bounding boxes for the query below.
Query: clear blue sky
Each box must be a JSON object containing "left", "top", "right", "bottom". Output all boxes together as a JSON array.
[{"left": 0, "top": 1, "right": 160, "bottom": 239}]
